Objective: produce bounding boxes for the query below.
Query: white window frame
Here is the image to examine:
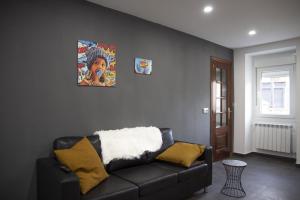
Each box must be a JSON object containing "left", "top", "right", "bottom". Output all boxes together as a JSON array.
[{"left": 256, "top": 64, "right": 295, "bottom": 119}]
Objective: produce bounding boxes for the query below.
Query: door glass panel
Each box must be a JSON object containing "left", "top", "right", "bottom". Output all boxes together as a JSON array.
[
  {"left": 222, "top": 83, "right": 227, "bottom": 97},
  {"left": 221, "top": 68, "right": 227, "bottom": 97},
  {"left": 222, "top": 99, "right": 227, "bottom": 113},
  {"left": 216, "top": 98, "right": 221, "bottom": 113},
  {"left": 216, "top": 82, "right": 221, "bottom": 98},
  {"left": 222, "top": 112, "right": 227, "bottom": 126},
  {"left": 216, "top": 113, "right": 221, "bottom": 127},
  {"left": 216, "top": 67, "right": 221, "bottom": 82},
  {"left": 222, "top": 68, "right": 226, "bottom": 82},
  {"left": 216, "top": 113, "right": 227, "bottom": 127},
  {"left": 215, "top": 66, "right": 227, "bottom": 128},
  {"left": 216, "top": 97, "right": 226, "bottom": 113}
]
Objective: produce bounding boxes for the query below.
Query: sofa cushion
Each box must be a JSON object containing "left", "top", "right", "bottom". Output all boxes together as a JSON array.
[
  {"left": 151, "top": 162, "right": 208, "bottom": 182},
  {"left": 81, "top": 175, "right": 138, "bottom": 200},
  {"left": 54, "top": 137, "right": 109, "bottom": 194},
  {"left": 156, "top": 142, "right": 205, "bottom": 167},
  {"left": 112, "top": 164, "right": 177, "bottom": 196},
  {"left": 53, "top": 135, "right": 102, "bottom": 158}
]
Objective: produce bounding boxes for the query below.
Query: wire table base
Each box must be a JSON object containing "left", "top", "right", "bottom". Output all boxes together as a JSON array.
[{"left": 221, "top": 160, "right": 247, "bottom": 198}]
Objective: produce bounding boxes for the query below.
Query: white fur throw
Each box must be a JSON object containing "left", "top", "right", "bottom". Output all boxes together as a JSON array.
[{"left": 94, "top": 127, "right": 162, "bottom": 165}]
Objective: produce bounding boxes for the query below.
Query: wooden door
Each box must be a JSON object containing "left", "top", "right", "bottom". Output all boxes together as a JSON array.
[{"left": 210, "top": 57, "right": 233, "bottom": 161}]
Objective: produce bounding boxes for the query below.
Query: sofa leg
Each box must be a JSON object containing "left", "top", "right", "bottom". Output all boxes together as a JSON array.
[{"left": 203, "top": 187, "right": 207, "bottom": 193}]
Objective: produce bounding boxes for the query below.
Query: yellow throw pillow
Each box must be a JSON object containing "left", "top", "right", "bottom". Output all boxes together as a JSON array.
[
  {"left": 156, "top": 142, "right": 205, "bottom": 168},
  {"left": 54, "top": 137, "right": 109, "bottom": 194}
]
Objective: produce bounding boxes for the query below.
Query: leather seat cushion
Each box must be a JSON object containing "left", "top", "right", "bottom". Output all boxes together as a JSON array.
[
  {"left": 151, "top": 161, "right": 208, "bottom": 182},
  {"left": 81, "top": 175, "right": 138, "bottom": 200},
  {"left": 112, "top": 164, "right": 177, "bottom": 196}
]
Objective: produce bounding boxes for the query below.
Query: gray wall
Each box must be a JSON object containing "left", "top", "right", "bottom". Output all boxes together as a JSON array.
[{"left": 0, "top": 0, "right": 232, "bottom": 199}]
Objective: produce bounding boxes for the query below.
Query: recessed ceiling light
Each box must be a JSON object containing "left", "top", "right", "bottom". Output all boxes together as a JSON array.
[
  {"left": 203, "top": 6, "right": 213, "bottom": 13},
  {"left": 248, "top": 30, "right": 257, "bottom": 36}
]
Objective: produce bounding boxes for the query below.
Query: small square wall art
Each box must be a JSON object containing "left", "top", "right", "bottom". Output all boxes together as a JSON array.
[
  {"left": 77, "top": 39, "right": 116, "bottom": 87},
  {"left": 134, "top": 58, "right": 152, "bottom": 75}
]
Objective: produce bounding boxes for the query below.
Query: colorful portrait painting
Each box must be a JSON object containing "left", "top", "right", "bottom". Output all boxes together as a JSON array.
[
  {"left": 134, "top": 58, "right": 152, "bottom": 75},
  {"left": 77, "top": 40, "right": 116, "bottom": 87}
]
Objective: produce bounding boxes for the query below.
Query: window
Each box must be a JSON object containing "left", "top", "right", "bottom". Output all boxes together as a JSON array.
[{"left": 257, "top": 65, "right": 294, "bottom": 117}]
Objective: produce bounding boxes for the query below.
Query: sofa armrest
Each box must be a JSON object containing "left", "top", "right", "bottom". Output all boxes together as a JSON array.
[
  {"left": 37, "top": 157, "right": 80, "bottom": 200},
  {"left": 174, "top": 140, "right": 213, "bottom": 186},
  {"left": 199, "top": 146, "right": 212, "bottom": 185},
  {"left": 200, "top": 146, "right": 212, "bottom": 171}
]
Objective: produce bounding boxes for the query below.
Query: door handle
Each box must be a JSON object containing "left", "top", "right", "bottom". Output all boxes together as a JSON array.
[{"left": 228, "top": 107, "right": 232, "bottom": 120}]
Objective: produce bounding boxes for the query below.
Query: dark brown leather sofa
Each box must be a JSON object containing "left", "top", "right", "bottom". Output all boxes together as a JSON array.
[{"left": 37, "top": 128, "right": 212, "bottom": 200}]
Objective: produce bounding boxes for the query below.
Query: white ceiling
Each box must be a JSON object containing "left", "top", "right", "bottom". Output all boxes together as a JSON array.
[{"left": 87, "top": 0, "right": 300, "bottom": 49}]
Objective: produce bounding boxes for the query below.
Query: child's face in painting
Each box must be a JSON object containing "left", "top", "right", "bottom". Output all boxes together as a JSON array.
[{"left": 91, "top": 57, "right": 107, "bottom": 78}]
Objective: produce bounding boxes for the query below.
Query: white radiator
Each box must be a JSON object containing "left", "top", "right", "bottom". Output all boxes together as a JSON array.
[{"left": 254, "top": 123, "right": 293, "bottom": 153}]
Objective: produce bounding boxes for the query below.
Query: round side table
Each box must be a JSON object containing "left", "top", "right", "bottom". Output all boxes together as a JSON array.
[{"left": 221, "top": 160, "right": 247, "bottom": 198}]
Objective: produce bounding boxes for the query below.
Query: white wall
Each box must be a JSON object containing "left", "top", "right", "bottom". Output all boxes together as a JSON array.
[
  {"left": 233, "top": 37, "right": 300, "bottom": 164},
  {"left": 253, "top": 50, "right": 296, "bottom": 67},
  {"left": 244, "top": 54, "right": 253, "bottom": 154},
  {"left": 233, "top": 50, "right": 246, "bottom": 154}
]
